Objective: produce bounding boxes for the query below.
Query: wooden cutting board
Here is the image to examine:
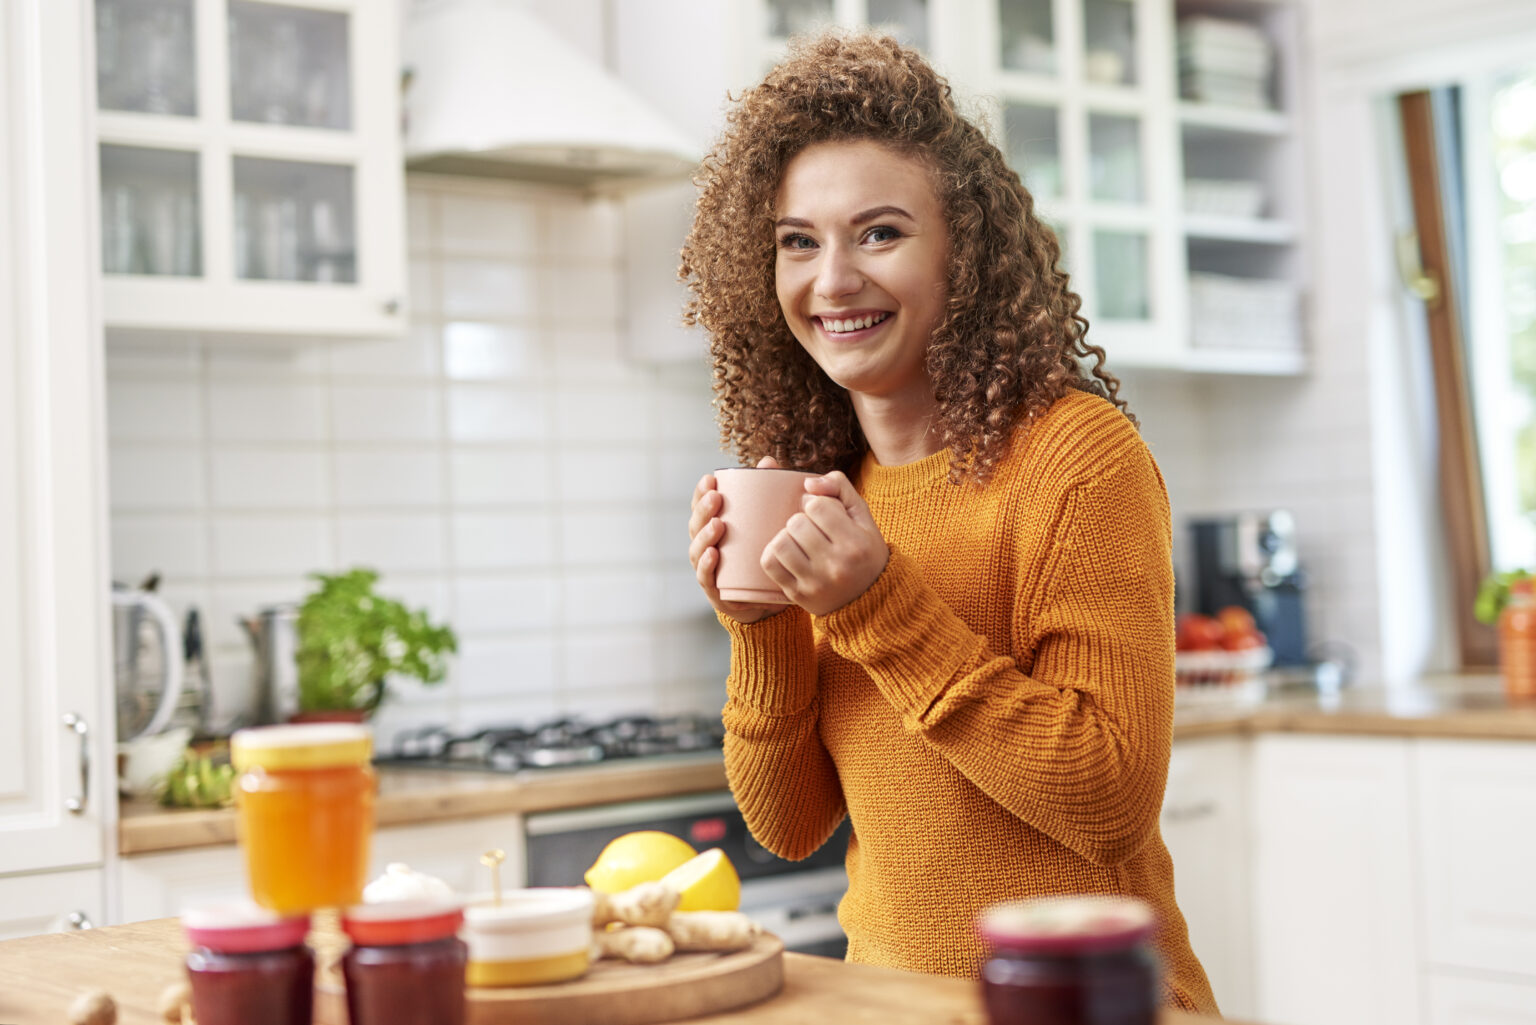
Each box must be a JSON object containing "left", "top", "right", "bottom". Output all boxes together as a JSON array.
[{"left": 314, "top": 934, "right": 785, "bottom": 1025}]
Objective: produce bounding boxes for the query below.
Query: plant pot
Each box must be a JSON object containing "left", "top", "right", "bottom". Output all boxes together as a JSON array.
[{"left": 288, "top": 708, "right": 370, "bottom": 725}]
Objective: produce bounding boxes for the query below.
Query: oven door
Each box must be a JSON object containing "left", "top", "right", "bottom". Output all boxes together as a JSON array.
[{"left": 523, "top": 790, "right": 850, "bottom": 958}]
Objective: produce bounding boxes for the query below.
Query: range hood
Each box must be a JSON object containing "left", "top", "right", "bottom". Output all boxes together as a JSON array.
[{"left": 402, "top": 0, "right": 703, "bottom": 190}]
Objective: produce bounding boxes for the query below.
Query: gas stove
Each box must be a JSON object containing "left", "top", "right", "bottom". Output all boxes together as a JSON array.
[{"left": 375, "top": 714, "right": 726, "bottom": 774}]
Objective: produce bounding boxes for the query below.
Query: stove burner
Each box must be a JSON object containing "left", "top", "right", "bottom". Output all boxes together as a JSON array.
[{"left": 383, "top": 714, "right": 725, "bottom": 773}]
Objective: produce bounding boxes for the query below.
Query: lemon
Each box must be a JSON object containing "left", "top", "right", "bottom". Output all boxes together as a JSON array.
[
  {"left": 660, "top": 847, "right": 741, "bottom": 912},
  {"left": 583, "top": 831, "right": 697, "bottom": 893}
]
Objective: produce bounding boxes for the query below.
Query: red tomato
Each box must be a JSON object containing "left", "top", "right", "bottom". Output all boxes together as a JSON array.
[
  {"left": 1220, "top": 628, "right": 1267, "bottom": 651},
  {"left": 1217, "top": 605, "right": 1257, "bottom": 637},
  {"left": 1177, "top": 613, "right": 1224, "bottom": 651}
]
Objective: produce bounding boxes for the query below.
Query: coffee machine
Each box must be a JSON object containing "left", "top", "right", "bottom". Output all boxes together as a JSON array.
[{"left": 1190, "top": 511, "right": 1308, "bottom": 666}]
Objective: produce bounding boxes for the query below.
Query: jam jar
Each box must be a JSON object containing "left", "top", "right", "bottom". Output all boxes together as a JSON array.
[
  {"left": 977, "top": 895, "right": 1160, "bottom": 1025},
  {"left": 182, "top": 903, "right": 314, "bottom": 1025},
  {"left": 341, "top": 898, "right": 468, "bottom": 1025},
  {"left": 232, "top": 722, "right": 376, "bottom": 913}
]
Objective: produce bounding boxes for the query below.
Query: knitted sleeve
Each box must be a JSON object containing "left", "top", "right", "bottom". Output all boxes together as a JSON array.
[
  {"left": 718, "top": 607, "right": 847, "bottom": 861},
  {"left": 817, "top": 445, "right": 1175, "bottom": 867}
]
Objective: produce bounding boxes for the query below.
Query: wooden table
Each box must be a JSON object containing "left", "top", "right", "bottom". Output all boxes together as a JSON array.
[{"left": 0, "top": 918, "right": 1230, "bottom": 1025}]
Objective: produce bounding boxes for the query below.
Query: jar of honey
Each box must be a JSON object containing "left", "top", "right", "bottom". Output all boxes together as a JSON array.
[
  {"left": 341, "top": 898, "right": 467, "bottom": 1025},
  {"left": 977, "top": 895, "right": 1159, "bottom": 1025},
  {"left": 183, "top": 903, "right": 314, "bottom": 1025},
  {"left": 232, "top": 723, "right": 376, "bottom": 913}
]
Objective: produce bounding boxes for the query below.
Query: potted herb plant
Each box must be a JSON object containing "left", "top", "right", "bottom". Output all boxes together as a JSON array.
[
  {"left": 293, "top": 568, "right": 458, "bottom": 722},
  {"left": 1474, "top": 569, "right": 1533, "bottom": 627}
]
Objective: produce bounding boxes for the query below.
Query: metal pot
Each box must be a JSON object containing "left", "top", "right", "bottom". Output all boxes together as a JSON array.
[
  {"left": 238, "top": 605, "right": 300, "bottom": 726},
  {"left": 112, "top": 587, "right": 185, "bottom": 742}
]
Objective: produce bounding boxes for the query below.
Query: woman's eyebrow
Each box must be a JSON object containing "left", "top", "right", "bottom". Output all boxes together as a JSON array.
[{"left": 774, "top": 205, "right": 916, "bottom": 230}]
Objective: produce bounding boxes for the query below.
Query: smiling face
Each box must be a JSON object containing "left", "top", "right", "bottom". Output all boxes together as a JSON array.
[{"left": 773, "top": 139, "right": 949, "bottom": 414}]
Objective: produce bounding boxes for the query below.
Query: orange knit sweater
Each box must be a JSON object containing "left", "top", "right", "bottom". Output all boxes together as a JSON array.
[{"left": 719, "top": 390, "right": 1217, "bottom": 1013}]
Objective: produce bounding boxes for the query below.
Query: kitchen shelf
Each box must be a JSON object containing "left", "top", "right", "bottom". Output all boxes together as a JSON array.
[
  {"left": 1182, "top": 214, "right": 1297, "bottom": 243},
  {"left": 1178, "top": 102, "right": 1291, "bottom": 137}
]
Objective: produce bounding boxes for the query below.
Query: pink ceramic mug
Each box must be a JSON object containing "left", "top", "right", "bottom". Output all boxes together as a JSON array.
[{"left": 713, "top": 467, "right": 819, "bottom": 604}]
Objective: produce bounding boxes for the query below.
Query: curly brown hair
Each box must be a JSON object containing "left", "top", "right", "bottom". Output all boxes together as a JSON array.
[{"left": 679, "top": 31, "right": 1134, "bottom": 483}]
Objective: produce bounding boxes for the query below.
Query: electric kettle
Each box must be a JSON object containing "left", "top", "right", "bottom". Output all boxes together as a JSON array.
[{"left": 112, "top": 586, "right": 185, "bottom": 742}]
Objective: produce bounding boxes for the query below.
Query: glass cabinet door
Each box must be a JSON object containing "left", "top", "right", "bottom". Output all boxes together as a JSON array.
[
  {"left": 227, "top": 1, "right": 351, "bottom": 130},
  {"left": 1093, "top": 230, "right": 1149, "bottom": 320},
  {"left": 1005, "top": 103, "right": 1064, "bottom": 202},
  {"left": 1083, "top": 0, "right": 1137, "bottom": 86},
  {"left": 867, "top": 0, "right": 929, "bottom": 50},
  {"left": 233, "top": 158, "right": 355, "bottom": 283},
  {"left": 99, "top": 144, "right": 201, "bottom": 276},
  {"left": 764, "top": 0, "right": 836, "bottom": 40},
  {"left": 1088, "top": 113, "right": 1143, "bottom": 203},
  {"left": 96, "top": 0, "right": 197, "bottom": 116},
  {"left": 998, "top": 0, "right": 1056, "bottom": 75}
]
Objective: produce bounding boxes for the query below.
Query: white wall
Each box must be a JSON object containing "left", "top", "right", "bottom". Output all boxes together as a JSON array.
[{"left": 105, "top": 177, "right": 731, "bottom": 745}]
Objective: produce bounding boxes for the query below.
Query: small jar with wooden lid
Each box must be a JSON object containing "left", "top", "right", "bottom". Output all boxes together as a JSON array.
[
  {"left": 231, "top": 723, "right": 376, "bottom": 913},
  {"left": 977, "top": 894, "right": 1160, "bottom": 1025}
]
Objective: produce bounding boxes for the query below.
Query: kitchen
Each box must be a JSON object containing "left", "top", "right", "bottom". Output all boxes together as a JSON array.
[{"left": 4, "top": 0, "right": 1536, "bottom": 1023}]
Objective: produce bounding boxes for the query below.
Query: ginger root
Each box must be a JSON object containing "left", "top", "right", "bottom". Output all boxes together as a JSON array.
[
  {"left": 595, "top": 925, "right": 675, "bottom": 964},
  {"left": 590, "top": 881, "right": 680, "bottom": 928},
  {"left": 664, "top": 910, "right": 762, "bottom": 952},
  {"left": 157, "top": 981, "right": 191, "bottom": 1023},
  {"left": 67, "top": 989, "right": 116, "bottom": 1025}
]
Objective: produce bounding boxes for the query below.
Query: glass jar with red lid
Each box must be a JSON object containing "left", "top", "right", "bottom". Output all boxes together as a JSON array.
[
  {"left": 182, "top": 903, "right": 314, "bottom": 1025},
  {"left": 341, "top": 898, "right": 467, "bottom": 1025},
  {"left": 977, "top": 894, "right": 1160, "bottom": 1025}
]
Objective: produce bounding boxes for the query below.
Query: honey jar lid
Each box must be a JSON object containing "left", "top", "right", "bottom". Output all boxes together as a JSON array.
[
  {"left": 978, "top": 895, "right": 1156, "bottom": 956},
  {"left": 342, "top": 898, "right": 465, "bottom": 947},
  {"left": 182, "top": 903, "right": 311, "bottom": 953},
  {"left": 230, "top": 723, "right": 372, "bottom": 771}
]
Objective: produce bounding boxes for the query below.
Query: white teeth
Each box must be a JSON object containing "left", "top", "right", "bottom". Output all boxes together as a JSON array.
[{"left": 823, "top": 312, "right": 888, "bottom": 334}]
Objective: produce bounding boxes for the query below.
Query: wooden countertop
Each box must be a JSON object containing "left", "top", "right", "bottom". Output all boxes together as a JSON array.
[
  {"left": 121, "top": 675, "right": 1536, "bottom": 857},
  {"left": 119, "top": 754, "right": 729, "bottom": 855},
  {"left": 0, "top": 917, "right": 1232, "bottom": 1025}
]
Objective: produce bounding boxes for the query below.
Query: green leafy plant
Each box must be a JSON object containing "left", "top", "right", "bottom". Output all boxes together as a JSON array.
[
  {"left": 295, "top": 568, "right": 458, "bottom": 714},
  {"left": 1475, "top": 569, "right": 1533, "bottom": 625}
]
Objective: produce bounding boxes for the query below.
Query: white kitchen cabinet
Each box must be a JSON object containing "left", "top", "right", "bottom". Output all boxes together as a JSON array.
[
  {"left": 1161, "top": 736, "right": 1254, "bottom": 1019},
  {"left": 1426, "top": 971, "right": 1536, "bottom": 1025},
  {"left": 738, "top": 0, "right": 1307, "bottom": 373},
  {"left": 115, "top": 814, "right": 526, "bottom": 922},
  {"left": 1416, "top": 739, "right": 1536, "bottom": 980},
  {"left": 94, "top": 0, "right": 406, "bottom": 338},
  {"left": 0, "top": 0, "right": 115, "bottom": 878},
  {"left": 1249, "top": 734, "right": 1421, "bottom": 1025},
  {"left": 0, "top": 869, "right": 108, "bottom": 942}
]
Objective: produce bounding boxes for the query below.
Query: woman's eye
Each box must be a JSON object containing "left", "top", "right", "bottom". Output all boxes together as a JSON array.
[
  {"left": 865, "top": 226, "right": 901, "bottom": 244},
  {"left": 777, "top": 233, "right": 816, "bottom": 251}
]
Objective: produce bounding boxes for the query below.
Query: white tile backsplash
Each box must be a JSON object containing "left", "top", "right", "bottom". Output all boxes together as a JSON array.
[
  {"left": 335, "top": 513, "right": 447, "bottom": 574},
  {"left": 446, "top": 385, "right": 547, "bottom": 442},
  {"left": 211, "top": 449, "right": 328, "bottom": 510},
  {"left": 439, "top": 195, "right": 539, "bottom": 257},
  {"left": 440, "top": 259, "right": 537, "bottom": 321},
  {"left": 329, "top": 322, "right": 441, "bottom": 378},
  {"left": 443, "top": 322, "right": 542, "bottom": 381},
  {"left": 109, "top": 447, "right": 205, "bottom": 510},
  {"left": 211, "top": 515, "right": 332, "bottom": 577},
  {"left": 453, "top": 575, "right": 560, "bottom": 634},
  {"left": 209, "top": 384, "right": 327, "bottom": 443},
  {"left": 333, "top": 385, "right": 443, "bottom": 443},
  {"left": 449, "top": 449, "right": 551, "bottom": 506},
  {"left": 334, "top": 450, "right": 445, "bottom": 508},
  {"left": 108, "top": 381, "right": 203, "bottom": 441},
  {"left": 452, "top": 511, "right": 558, "bottom": 569}
]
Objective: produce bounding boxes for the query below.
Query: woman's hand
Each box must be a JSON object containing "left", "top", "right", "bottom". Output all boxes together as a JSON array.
[
  {"left": 689, "top": 457, "right": 785, "bottom": 624},
  {"left": 763, "top": 471, "right": 889, "bottom": 616}
]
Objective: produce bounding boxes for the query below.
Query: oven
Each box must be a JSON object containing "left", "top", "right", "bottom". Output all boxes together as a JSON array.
[
  {"left": 376, "top": 715, "right": 852, "bottom": 959},
  {"left": 524, "top": 791, "right": 851, "bottom": 959}
]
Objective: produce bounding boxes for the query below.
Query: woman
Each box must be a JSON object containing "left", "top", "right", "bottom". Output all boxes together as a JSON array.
[{"left": 681, "top": 32, "right": 1216, "bottom": 1013}]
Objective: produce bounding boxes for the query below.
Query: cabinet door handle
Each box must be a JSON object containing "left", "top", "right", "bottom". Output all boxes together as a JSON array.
[
  {"left": 65, "top": 910, "right": 95, "bottom": 930},
  {"left": 62, "top": 713, "right": 89, "bottom": 815},
  {"left": 1162, "top": 800, "right": 1217, "bottom": 823}
]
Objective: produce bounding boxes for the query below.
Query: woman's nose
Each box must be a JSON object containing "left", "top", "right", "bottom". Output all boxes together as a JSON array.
[{"left": 814, "top": 245, "right": 863, "bottom": 300}]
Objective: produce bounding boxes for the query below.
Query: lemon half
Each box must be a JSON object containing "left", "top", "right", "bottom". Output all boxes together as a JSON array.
[
  {"left": 660, "top": 847, "right": 741, "bottom": 912},
  {"left": 583, "top": 831, "right": 697, "bottom": 894}
]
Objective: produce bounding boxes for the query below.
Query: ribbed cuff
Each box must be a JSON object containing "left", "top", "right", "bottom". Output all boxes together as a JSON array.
[
  {"left": 817, "top": 550, "right": 976, "bottom": 720},
  {"left": 719, "top": 607, "right": 819, "bottom": 715}
]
